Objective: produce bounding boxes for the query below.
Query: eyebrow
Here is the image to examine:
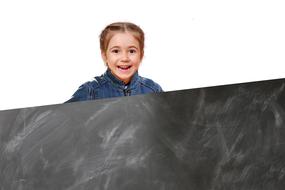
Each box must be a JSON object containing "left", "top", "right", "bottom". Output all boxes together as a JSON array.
[
  {"left": 109, "top": 45, "right": 139, "bottom": 50},
  {"left": 128, "top": 46, "right": 139, "bottom": 49}
]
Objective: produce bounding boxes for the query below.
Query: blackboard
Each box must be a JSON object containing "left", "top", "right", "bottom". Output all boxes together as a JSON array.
[{"left": 1, "top": 78, "right": 285, "bottom": 189}]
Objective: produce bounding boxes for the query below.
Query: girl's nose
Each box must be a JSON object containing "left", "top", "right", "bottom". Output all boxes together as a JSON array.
[{"left": 121, "top": 52, "right": 130, "bottom": 62}]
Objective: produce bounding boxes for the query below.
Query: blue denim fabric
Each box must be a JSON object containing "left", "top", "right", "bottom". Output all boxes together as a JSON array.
[{"left": 65, "top": 69, "right": 163, "bottom": 103}]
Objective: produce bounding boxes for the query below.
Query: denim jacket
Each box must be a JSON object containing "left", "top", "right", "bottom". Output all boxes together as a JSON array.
[{"left": 65, "top": 69, "right": 163, "bottom": 103}]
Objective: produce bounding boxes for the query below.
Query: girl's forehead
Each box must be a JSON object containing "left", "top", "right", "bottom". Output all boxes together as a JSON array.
[{"left": 108, "top": 32, "right": 140, "bottom": 47}]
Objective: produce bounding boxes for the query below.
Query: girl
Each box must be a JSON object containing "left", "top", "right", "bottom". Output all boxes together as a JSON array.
[{"left": 66, "top": 22, "right": 163, "bottom": 103}]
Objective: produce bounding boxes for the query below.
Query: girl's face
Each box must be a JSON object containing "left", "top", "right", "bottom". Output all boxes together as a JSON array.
[{"left": 102, "top": 32, "right": 143, "bottom": 84}]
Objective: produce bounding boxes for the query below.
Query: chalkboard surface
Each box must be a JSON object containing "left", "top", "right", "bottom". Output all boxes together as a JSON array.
[{"left": 1, "top": 79, "right": 285, "bottom": 190}]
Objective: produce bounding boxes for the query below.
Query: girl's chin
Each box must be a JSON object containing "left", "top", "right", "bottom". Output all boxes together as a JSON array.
[
  {"left": 118, "top": 75, "right": 132, "bottom": 82},
  {"left": 113, "top": 72, "right": 133, "bottom": 83},
  {"left": 110, "top": 68, "right": 138, "bottom": 83}
]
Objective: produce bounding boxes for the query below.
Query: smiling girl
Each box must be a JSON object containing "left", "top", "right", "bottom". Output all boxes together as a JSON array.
[{"left": 66, "top": 22, "right": 163, "bottom": 102}]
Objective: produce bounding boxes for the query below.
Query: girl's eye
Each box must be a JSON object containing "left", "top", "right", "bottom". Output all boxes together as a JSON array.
[
  {"left": 111, "top": 49, "right": 119, "bottom": 53},
  {"left": 129, "top": 49, "right": 136, "bottom": 54}
]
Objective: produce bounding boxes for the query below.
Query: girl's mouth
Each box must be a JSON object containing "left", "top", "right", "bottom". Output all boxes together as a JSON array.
[{"left": 118, "top": 65, "right": 132, "bottom": 71}]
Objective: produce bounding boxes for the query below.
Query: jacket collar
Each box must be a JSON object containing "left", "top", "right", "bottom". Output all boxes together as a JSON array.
[{"left": 104, "top": 69, "right": 139, "bottom": 89}]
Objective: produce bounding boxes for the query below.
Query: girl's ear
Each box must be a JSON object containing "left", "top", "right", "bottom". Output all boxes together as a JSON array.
[
  {"left": 140, "top": 50, "right": 144, "bottom": 60},
  {"left": 101, "top": 51, "right": 107, "bottom": 66}
]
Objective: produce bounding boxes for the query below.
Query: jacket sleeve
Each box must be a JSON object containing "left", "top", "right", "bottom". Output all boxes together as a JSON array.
[
  {"left": 65, "top": 82, "right": 92, "bottom": 103},
  {"left": 156, "top": 83, "right": 163, "bottom": 92},
  {"left": 149, "top": 79, "right": 164, "bottom": 92}
]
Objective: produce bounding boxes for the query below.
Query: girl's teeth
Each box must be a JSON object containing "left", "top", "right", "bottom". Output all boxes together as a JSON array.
[{"left": 118, "top": 66, "right": 131, "bottom": 70}]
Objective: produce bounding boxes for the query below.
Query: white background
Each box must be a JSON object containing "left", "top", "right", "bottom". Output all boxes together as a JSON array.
[{"left": 0, "top": 0, "right": 284, "bottom": 110}]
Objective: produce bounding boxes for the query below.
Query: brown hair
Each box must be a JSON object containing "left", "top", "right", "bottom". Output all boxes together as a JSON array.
[{"left": 99, "top": 22, "right": 145, "bottom": 58}]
